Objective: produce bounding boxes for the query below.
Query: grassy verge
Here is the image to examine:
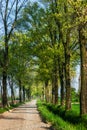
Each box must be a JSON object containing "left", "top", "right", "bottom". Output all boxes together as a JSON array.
[
  {"left": 0, "top": 102, "right": 25, "bottom": 114},
  {"left": 45, "top": 102, "right": 87, "bottom": 129},
  {"left": 45, "top": 103, "right": 80, "bottom": 124},
  {"left": 37, "top": 100, "right": 86, "bottom": 130}
]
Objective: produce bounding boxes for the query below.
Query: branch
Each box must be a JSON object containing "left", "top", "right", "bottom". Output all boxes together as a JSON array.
[
  {"left": 3, "top": 0, "right": 9, "bottom": 37},
  {"left": 4, "top": 0, "right": 9, "bottom": 19},
  {"left": 7, "top": 0, "right": 16, "bottom": 21},
  {"left": 8, "top": 0, "right": 28, "bottom": 40},
  {"left": 17, "top": 0, "right": 28, "bottom": 14},
  {"left": 0, "top": 0, "right": 4, "bottom": 22},
  {"left": 70, "top": 41, "right": 78, "bottom": 51}
]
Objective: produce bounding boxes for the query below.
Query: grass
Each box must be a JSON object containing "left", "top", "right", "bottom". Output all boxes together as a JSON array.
[
  {"left": 37, "top": 100, "right": 87, "bottom": 130},
  {"left": 0, "top": 102, "right": 25, "bottom": 114},
  {"left": 0, "top": 106, "right": 14, "bottom": 114},
  {"left": 72, "top": 103, "right": 80, "bottom": 114},
  {"left": 0, "top": 108, "right": 8, "bottom": 113},
  {"left": 43, "top": 102, "right": 81, "bottom": 124}
]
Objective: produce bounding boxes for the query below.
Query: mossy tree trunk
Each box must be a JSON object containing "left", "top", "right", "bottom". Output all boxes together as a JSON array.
[
  {"left": 52, "top": 74, "right": 55, "bottom": 104},
  {"left": 54, "top": 62, "right": 58, "bottom": 105},
  {"left": 64, "top": 30, "right": 71, "bottom": 111},
  {"left": 23, "top": 86, "right": 25, "bottom": 102},
  {"left": 8, "top": 76, "right": 15, "bottom": 104},
  {"left": 52, "top": 56, "right": 58, "bottom": 105},
  {"left": 79, "top": 26, "right": 87, "bottom": 115},
  {"left": 45, "top": 80, "right": 49, "bottom": 103},
  {"left": 42, "top": 84, "right": 45, "bottom": 101},
  {"left": 19, "top": 80, "right": 22, "bottom": 103},
  {"left": 2, "top": 37, "right": 8, "bottom": 107},
  {"left": 26, "top": 88, "right": 31, "bottom": 100},
  {"left": 59, "top": 62, "right": 65, "bottom": 106}
]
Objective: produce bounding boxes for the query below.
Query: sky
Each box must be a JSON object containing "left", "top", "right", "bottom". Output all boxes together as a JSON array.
[{"left": 71, "top": 65, "right": 80, "bottom": 92}]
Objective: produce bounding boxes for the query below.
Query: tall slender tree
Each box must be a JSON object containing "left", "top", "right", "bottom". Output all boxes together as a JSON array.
[{"left": 0, "top": 0, "right": 28, "bottom": 107}]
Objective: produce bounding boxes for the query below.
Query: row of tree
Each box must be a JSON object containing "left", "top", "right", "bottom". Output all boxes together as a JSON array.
[
  {"left": 25, "top": 0, "right": 86, "bottom": 115},
  {"left": 0, "top": 0, "right": 32, "bottom": 106},
  {"left": 0, "top": 0, "right": 87, "bottom": 116}
]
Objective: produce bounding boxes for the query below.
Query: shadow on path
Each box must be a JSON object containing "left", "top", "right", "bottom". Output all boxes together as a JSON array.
[
  {"left": 0, "top": 115, "right": 25, "bottom": 120},
  {"left": 12, "top": 111, "right": 39, "bottom": 114}
]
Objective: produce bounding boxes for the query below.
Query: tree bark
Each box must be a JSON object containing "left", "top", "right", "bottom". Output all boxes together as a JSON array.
[
  {"left": 0, "top": 79, "right": 2, "bottom": 103},
  {"left": 45, "top": 80, "right": 49, "bottom": 103},
  {"left": 9, "top": 77, "right": 15, "bottom": 104},
  {"left": 42, "top": 84, "right": 45, "bottom": 101},
  {"left": 54, "top": 67, "right": 58, "bottom": 105},
  {"left": 52, "top": 75, "right": 55, "bottom": 104},
  {"left": 2, "top": 70, "right": 8, "bottom": 107},
  {"left": 79, "top": 26, "right": 87, "bottom": 115},
  {"left": 52, "top": 57, "right": 58, "bottom": 105},
  {"left": 23, "top": 86, "right": 25, "bottom": 102},
  {"left": 19, "top": 80, "right": 22, "bottom": 103},
  {"left": 11, "top": 84, "right": 15, "bottom": 104},
  {"left": 59, "top": 63, "right": 65, "bottom": 106},
  {"left": 26, "top": 88, "right": 31, "bottom": 100},
  {"left": 65, "top": 53, "right": 71, "bottom": 110},
  {"left": 2, "top": 30, "right": 8, "bottom": 107},
  {"left": 64, "top": 30, "right": 71, "bottom": 111}
]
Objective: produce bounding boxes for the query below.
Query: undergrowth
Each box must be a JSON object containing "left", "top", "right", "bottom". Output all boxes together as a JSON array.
[{"left": 37, "top": 100, "right": 86, "bottom": 130}]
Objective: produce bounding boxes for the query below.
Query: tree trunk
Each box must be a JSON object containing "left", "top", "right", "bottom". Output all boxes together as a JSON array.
[
  {"left": 11, "top": 85, "right": 15, "bottom": 104},
  {"left": 23, "top": 86, "right": 25, "bottom": 102},
  {"left": 2, "top": 38, "right": 8, "bottom": 107},
  {"left": 19, "top": 80, "right": 22, "bottom": 103},
  {"left": 26, "top": 88, "right": 31, "bottom": 100},
  {"left": 59, "top": 63, "right": 65, "bottom": 106},
  {"left": 42, "top": 84, "right": 45, "bottom": 101},
  {"left": 8, "top": 76, "right": 15, "bottom": 104},
  {"left": 54, "top": 68, "right": 58, "bottom": 105},
  {"left": 10, "top": 79, "right": 15, "bottom": 104},
  {"left": 79, "top": 26, "right": 87, "bottom": 115},
  {"left": 2, "top": 71, "right": 8, "bottom": 107},
  {"left": 45, "top": 80, "right": 49, "bottom": 103},
  {"left": 0, "top": 79, "right": 2, "bottom": 103},
  {"left": 65, "top": 54, "right": 71, "bottom": 110},
  {"left": 52, "top": 75, "right": 55, "bottom": 104},
  {"left": 52, "top": 57, "right": 58, "bottom": 105},
  {"left": 64, "top": 30, "right": 71, "bottom": 111}
]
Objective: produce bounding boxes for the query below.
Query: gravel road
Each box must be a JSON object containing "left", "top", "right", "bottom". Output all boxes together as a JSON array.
[{"left": 0, "top": 100, "right": 51, "bottom": 130}]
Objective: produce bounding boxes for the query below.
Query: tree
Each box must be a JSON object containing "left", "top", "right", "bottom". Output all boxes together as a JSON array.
[
  {"left": 18, "top": 2, "right": 53, "bottom": 103},
  {"left": 48, "top": 0, "right": 71, "bottom": 109},
  {"left": 76, "top": 1, "right": 87, "bottom": 115},
  {"left": 8, "top": 75, "right": 15, "bottom": 104},
  {"left": 0, "top": 0, "right": 28, "bottom": 107},
  {"left": 67, "top": 0, "right": 87, "bottom": 115}
]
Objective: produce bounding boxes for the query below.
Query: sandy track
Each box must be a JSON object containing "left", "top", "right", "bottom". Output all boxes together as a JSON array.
[{"left": 0, "top": 100, "right": 51, "bottom": 130}]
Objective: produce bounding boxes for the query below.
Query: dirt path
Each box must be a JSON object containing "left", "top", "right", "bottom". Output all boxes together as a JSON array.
[{"left": 0, "top": 100, "right": 51, "bottom": 130}]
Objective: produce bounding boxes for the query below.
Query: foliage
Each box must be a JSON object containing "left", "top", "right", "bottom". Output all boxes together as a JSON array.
[
  {"left": 71, "top": 88, "right": 79, "bottom": 102},
  {"left": 44, "top": 102, "right": 80, "bottom": 124},
  {"left": 37, "top": 100, "right": 86, "bottom": 130}
]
